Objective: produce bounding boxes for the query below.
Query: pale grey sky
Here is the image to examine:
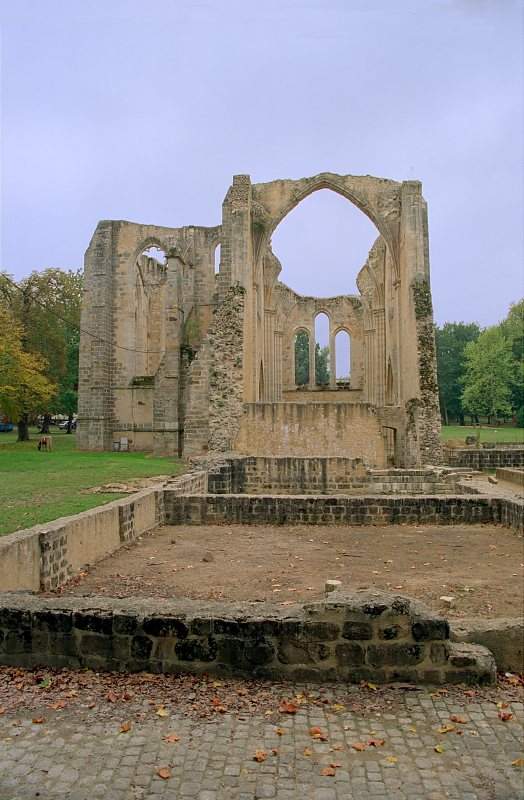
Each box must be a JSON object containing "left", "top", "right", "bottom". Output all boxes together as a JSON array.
[{"left": 1, "top": 0, "right": 523, "bottom": 326}]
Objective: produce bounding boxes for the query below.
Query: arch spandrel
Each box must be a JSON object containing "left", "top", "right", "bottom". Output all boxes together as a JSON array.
[{"left": 251, "top": 172, "right": 401, "bottom": 276}]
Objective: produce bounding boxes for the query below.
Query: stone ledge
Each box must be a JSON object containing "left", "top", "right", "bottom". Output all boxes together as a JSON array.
[
  {"left": 0, "top": 590, "right": 495, "bottom": 684},
  {"left": 451, "top": 617, "right": 524, "bottom": 674}
]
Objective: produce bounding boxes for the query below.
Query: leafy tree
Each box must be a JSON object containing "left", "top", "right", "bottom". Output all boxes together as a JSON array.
[
  {"left": 462, "top": 326, "right": 514, "bottom": 423},
  {"left": 435, "top": 322, "right": 481, "bottom": 424},
  {"left": 500, "top": 298, "right": 524, "bottom": 420},
  {"left": 0, "top": 306, "right": 56, "bottom": 440},
  {"left": 294, "top": 330, "right": 310, "bottom": 385},
  {"left": 315, "top": 344, "right": 330, "bottom": 385},
  {"left": 0, "top": 269, "right": 83, "bottom": 435}
]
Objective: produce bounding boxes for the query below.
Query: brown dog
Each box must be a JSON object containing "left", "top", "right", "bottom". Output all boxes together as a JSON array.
[{"left": 37, "top": 436, "right": 53, "bottom": 451}]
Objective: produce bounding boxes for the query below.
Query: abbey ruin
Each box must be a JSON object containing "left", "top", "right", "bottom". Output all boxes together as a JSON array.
[{"left": 77, "top": 173, "right": 442, "bottom": 467}]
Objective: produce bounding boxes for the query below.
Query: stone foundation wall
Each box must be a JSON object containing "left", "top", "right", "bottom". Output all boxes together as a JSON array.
[
  {"left": 0, "top": 488, "right": 165, "bottom": 593},
  {"left": 207, "top": 456, "right": 367, "bottom": 494},
  {"left": 165, "top": 492, "right": 523, "bottom": 532},
  {"left": 496, "top": 468, "right": 524, "bottom": 487},
  {"left": 444, "top": 447, "right": 524, "bottom": 469},
  {"left": 0, "top": 590, "right": 495, "bottom": 684},
  {"left": 234, "top": 402, "right": 386, "bottom": 464}
]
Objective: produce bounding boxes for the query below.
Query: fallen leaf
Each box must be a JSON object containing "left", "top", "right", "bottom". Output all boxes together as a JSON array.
[
  {"left": 120, "top": 721, "right": 131, "bottom": 733},
  {"left": 497, "top": 701, "right": 509, "bottom": 709},
  {"left": 253, "top": 750, "right": 267, "bottom": 763},
  {"left": 271, "top": 748, "right": 279, "bottom": 756},
  {"left": 361, "top": 681, "right": 377, "bottom": 691},
  {"left": 331, "top": 703, "right": 346, "bottom": 712},
  {"left": 385, "top": 756, "right": 398, "bottom": 764},
  {"left": 279, "top": 700, "right": 299, "bottom": 714},
  {"left": 511, "top": 758, "right": 524, "bottom": 767},
  {"left": 434, "top": 744, "right": 445, "bottom": 753},
  {"left": 437, "top": 724, "right": 456, "bottom": 734},
  {"left": 275, "top": 727, "right": 286, "bottom": 736},
  {"left": 0, "top": 707, "right": 5, "bottom": 715},
  {"left": 106, "top": 690, "right": 118, "bottom": 704},
  {"left": 351, "top": 742, "right": 368, "bottom": 751},
  {"left": 155, "top": 706, "right": 169, "bottom": 718},
  {"left": 163, "top": 733, "right": 180, "bottom": 743},
  {"left": 498, "top": 711, "right": 513, "bottom": 722},
  {"left": 309, "top": 726, "right": 328, "bottom": 741},
  {"left": 320, "top": 766, "right": 336, "bottom": 776},
  {"left": 157, "top": 767, "right": 171, "bottom": 780},
  {"left": 31, "top": 717, "right": 45, "bottom": 724},
  {"left": 329, "top": 761, "right": 342, "bottom": 768},
  {"left": 449, "top": 715, "right": 467, "bottom": 724},
  {"left": 367, "top": 738, "right": 385, "bottom": 747},
  {"left": 47, "top": 699, "right": 67, "bottom": 710},
  {"left": 303, "top": 747, "right": 313, "bottom": 757},
  {"left": 330, "top": 744, "right": 344, "bottom": 751}
]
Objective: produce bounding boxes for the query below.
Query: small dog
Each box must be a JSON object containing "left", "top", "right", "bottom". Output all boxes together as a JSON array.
[{"left": 37, "top": 436, "right": 52, "bottom": 451}]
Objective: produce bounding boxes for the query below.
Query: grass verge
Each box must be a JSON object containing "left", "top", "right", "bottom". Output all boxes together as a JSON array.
[{"left": 0, "top": 429, "right": 183, "bottom": 536}]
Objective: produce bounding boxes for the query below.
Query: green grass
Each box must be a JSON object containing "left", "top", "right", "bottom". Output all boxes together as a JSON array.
[
  {"left": 441, "top": 425, "right": 524, "bottom": 443},
  {"left": 0, "top": 429, "right": 183, "bottom": 536}
]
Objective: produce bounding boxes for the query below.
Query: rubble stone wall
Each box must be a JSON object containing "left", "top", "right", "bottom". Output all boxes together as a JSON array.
[
  {"left": 0, "top": 591, "right": 495, "bottom": 684},
  {"left": 165, "top": 492, "right": 523, "bottom": 532},
  {"left": 444, "top": 448, "right": 524, "bottom": 469}
]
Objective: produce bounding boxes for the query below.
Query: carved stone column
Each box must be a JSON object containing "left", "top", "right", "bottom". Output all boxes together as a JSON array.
[{"left": 373, "top": 308, "right": 386, "bottom": 407}]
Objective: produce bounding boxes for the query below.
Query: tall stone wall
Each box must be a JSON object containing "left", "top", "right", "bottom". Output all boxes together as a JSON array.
[{"left": 234, "top": 402, "right": 386, "bottom": 464}]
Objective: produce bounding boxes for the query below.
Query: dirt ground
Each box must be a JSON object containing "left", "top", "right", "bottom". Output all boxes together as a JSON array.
[{"left": 58, "top": 524, "right": 524, "bottom": 619}]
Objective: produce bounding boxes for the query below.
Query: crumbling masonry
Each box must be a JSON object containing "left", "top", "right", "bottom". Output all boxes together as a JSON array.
[{"left": 78, "top": 173, "right": 442, "bottom": 467}]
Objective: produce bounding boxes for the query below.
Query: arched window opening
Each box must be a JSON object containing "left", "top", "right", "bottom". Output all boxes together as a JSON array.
[
  {"left": 335, "top": 330, "right": 351, "bottom": 387},
  {"left": 139, "top": 245, "right": 167, "bottom": 266},
  {"left": 271, "top": 189, "right": 378, "bottom": 296},
  {"left": 294, "top": 330, "right": 310, "bottom": 386},
  {"left": 314, "top": 313, "right": 330, "bottom": 386},
  {"left": 214, "top": 244, "right": 221, "bottom": 275}
]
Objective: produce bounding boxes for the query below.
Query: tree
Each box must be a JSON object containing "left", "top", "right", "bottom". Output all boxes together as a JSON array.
[
  {"left": 315, "top": 344, "right": 330, "bottom": 385},
  {"left": 462, "top": 326, "right": 514, "bottom": 423},
  {"left": 0, "top": 306, "right": 56, "bottom": 440},
  {"left": 435, "top": 322, "right": 481, "bottom": 424},
  {"left": 294, "top": 330, "right": 310, "bottom": 385},
  {"left": 500, "top": 298, "right": 524, "bottom": 421},
  {"left": 0, "top": 269, "right": 83, "bottom": 436}
]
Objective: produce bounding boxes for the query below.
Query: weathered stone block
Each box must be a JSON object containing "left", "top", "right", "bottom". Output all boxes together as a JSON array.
[
  {"left": 335, "top": 642, "right": 365, "bottom": 667},
  {"left": 367, "top": 643, "right": 425, "bottom": 667},
  {"left": 412, "top": 619, "right": 449, "bottom": 641},
  {"left": 175, "top": 636, "right": 217, "bottom": 662},
  {"left": 142, "top": 617, "right": 188, "bottom": 639},
  {"left": 74, "top": 612, "right": 112, "bottom": 636},
  {"left": 342, "top": 621, "right": 373, "bottom": 640}
]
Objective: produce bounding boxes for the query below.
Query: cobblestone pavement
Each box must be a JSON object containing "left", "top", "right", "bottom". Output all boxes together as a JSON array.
[{"left": 0, "top": 687, "right": 522, "bottom": 800}]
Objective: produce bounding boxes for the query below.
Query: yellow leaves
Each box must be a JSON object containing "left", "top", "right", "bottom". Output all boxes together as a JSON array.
[
  {"left": 434, "top": 744, "right": 445, "bottom": 753},
  {"left": 330, "top": 703, "right": 346, "bottom": 713},
  {"left": 155, "top": 705, "right": 169, "bottom": 718},
  {"left": 385, "top": 756, "right": 398, "bottom": 764},
  {"left": 303, "top": 747, "right": 313, "bottom": 757},
  {"left": 156, "top": 767, "right": 171, "bottom": 780},
  {"left": 437, "top": 724, "right": 456, "bottom": 734},
  {"left": 511, "top": 758, "right": 524, "bottom": 767},
  {"left": 253, "top": 750, "right": 267, "bottom": 763},
  {"left": 361, "top": 681, "right": 378, "bottom": 691},
  {"left": 163, "top": 733, "right": 180, "bottom": 744},
  {"left": 119, "top": 721, "right": 131, "bottom": 733},
  {"left": 275, "top": 727, "right": 286, "bottom": 736}
]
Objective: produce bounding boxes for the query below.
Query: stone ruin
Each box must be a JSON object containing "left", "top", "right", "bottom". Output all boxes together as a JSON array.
[{"left": 77, "top": 172, "right": 442, "bottom": 468}]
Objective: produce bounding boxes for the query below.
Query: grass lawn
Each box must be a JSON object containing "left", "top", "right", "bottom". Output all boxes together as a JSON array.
[
  {"left": 441, "top": 425, "right": 524, "bottom": 443},
  {"left": 0, "top": 429, "right": 183, "bottom": 536}
]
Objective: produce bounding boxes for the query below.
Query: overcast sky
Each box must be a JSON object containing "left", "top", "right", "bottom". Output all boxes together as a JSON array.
[{"left": 1, "top": 0, "right": 522, "bottom": 326}]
